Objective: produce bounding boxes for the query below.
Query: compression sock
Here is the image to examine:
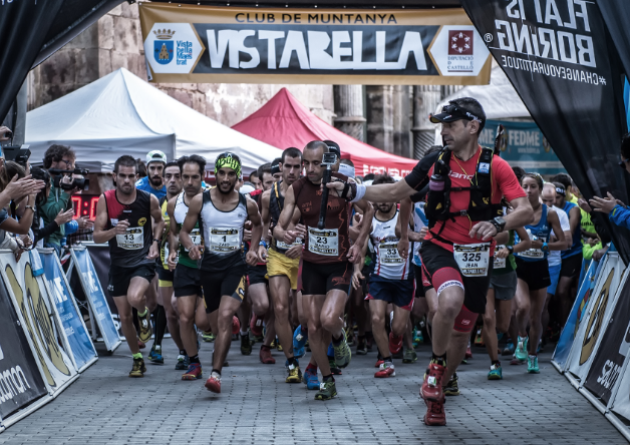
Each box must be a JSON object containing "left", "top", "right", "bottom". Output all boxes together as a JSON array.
[
  {"left": 322, "top": 374, "right": 334, "bottom": 383},
  {"left": 132, "top": 352, "right": 143, "bottom": 360},
  {"left": 189, "top": 354, "right": 200, "bottom": 364},
  {"left": 431, "top": 353, "right": 447, "bottom": 367},
  {"left": 152, "top": 305, "right": 166, "bottom": 347}
]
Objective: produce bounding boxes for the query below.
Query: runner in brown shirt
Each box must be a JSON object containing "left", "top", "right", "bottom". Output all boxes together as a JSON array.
[{"left": 274, "top": 140, "right": 374, "bottom": 401}]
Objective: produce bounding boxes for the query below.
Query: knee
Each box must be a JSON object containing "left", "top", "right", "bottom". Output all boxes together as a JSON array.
[
  {"left": 119, "top": 312, "right": 134, "bottom": 325},
  {"left": 482, "top": 314, "right": 494, "bottom": 328},
  {"left": 321, "top": 314, "right": 337, "bottom": 333},
  {"left": 273, "top": 300, "right": 289, "bottom": 318},
  {"left": 439, "top": 303, "right": 461, "bottom": 321},
  {"left": 253, "top": 299, "right": 269, "bottom": 316},
  {"left": 392, "top": 320, "right": 407, "bottom": 337}
]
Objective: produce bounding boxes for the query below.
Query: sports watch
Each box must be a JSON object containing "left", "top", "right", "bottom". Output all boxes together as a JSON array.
[{"left": 490, "top": 216, "right": 506, "bottom": 234}]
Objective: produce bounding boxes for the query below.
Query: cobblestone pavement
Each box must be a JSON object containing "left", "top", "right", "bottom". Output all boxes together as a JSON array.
[{"left": 0, "top": 338, "right": 626, "bottom": 444}]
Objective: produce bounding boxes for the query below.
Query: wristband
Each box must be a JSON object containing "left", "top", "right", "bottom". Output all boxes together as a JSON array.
[
  {"left": 153, "top": 238, "right": 160, "bottom": 244},
  {"left": 507, "top": 245, "right": 513, "bottom": 254},
  {"left": 259, "top": 240, "right": 268, "bottom": 248},
  {"left": 542, "top": 242, "right": 549, "bottom": 252},
  {"left": 350, "top": 184, "right": 366, "bottom": 203}
]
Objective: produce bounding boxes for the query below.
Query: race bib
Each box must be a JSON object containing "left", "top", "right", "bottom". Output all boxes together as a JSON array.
[
  {"left": 379, "top": 240, "right": 403, "bottom": 265},
  {"left": 308, "top": 228, "right": 339, "bottom": 256},
  {"left": 519, "top": 248, "right": 544, "bottom": 259},
  {"left": 453, "top": 243, "right": 490, "bottom": 277},
  {"left": 185, "top": 228, "right": 202, "bottom": 252},
  {"left": 208, "top": 227, "right": 240, "bottom": 254},
  {"left": 276, "top": 238, "right": 302, "bottom": 251},
  {"left": 493, "top": 245, "right": 506, "bottom": 269},
  {"left": 116, "top": 227, "right": 144, "bottom": 250}
]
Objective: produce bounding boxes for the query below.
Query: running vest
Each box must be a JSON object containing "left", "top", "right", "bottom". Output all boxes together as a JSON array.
[
  {"left": 371, "top": 211, "right": 411, "bottom": 280},
  {"left": 514, "top": 204, "right": 551, "bottom": 262},
  {"left": 104, "top": 189, "right": 153, "bottom": 268},
  {"left": 174, "top": 192, "right": 203, "bottom": 269},
  {"left": 561, "top": 201, "right": 582, "bottom": 259},
  {"left": 412, "top": 202, "right": 428, "bottom": 267},
  {"left": 199, "top": 189, "right": 248, "bottom": 269},
  {"left": 270, "top": 180, "right": 302, "bottom": 253}
]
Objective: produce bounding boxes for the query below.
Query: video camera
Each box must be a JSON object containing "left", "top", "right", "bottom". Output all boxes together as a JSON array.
[
  {"left": 321, "top": 152, "right": 338, "bottom": 166},
  {"left": 49, "top": 167, "right": 90, "bottom": 191},
  {"left": 3, "top": 145, "right": 31, "bottom": 169}
]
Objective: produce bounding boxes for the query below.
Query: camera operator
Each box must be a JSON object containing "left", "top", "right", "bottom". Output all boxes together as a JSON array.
[{"left": 41, "top": 144, "right": 91, "bottom": 254}]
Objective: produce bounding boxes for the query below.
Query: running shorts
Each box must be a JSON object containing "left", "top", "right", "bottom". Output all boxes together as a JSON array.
[
  {"left": 301, "top": 260, "right": 352, "bottom": 295},
  {"left": 157, "top": 266, "right": 174, "bottom": 288},
  {"left": 200, "top": 263, "right": 247, "bottom": 313},
  {"left": 413, "top": 264, "right": 431, "bottom": 298},
  {"left": 108, "top": 263, "right": 155, "bottom": 297},
  {"left": 489, "top": 271, "right": 517, "bottom": 301},
  {"left": 420, "top": 241, "right": 492, "bottom": 314},
  {"left": 247, "top": 264, "right": 268, "bottom": 285},
  {"left": 453, "top": 304, "right": 477, "bottom": 333},
  {"left": 560, "top": 252, "right": 583, "bottom": 278},
  {"left": 174, "top": 263, "right": 202, "bottom": 297},
  {"left": 267, "top": 248, "right": 299, "bottom": 290},
  {"left": 366, "top": 274, "right": 414, "bottom": 310},
  {"left": 547, "top": 263, "right": 562, "bottom": 296},
  {"left": 515, "top": 257, "right": 551, "bottom": 291}
]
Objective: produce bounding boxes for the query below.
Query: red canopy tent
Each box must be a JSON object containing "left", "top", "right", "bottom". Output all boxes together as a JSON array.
[{"left": 232, "top": 88, "right": 418, "bottom": 178}]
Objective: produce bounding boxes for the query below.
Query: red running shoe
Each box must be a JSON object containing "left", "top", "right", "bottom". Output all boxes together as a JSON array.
[
  {"left": 374, "top": 359, "right": 384, "bottom": 368},
  {"left": 421, "top": 362, "right": 446, "bottom": 402},
  {"left": 205, "top": 372, "right": 221, "bottom": 393},
  {"left": 374, "top": 362, "right": 396, "bottom": 378},
  {"left": 259, "top": 345, "right": 276, "bottom": 364},
  {"left": 232, "top": 316, "right": 241, "bottom": 335},
  {"left": 250, "top": 314, "right": 264, "bottom": 337},
  {"left": 389, "top": 332, "right": 403, "bottom": 355},
  {"left": 423, "top": 397, "right": 446, "bottom": 426}
]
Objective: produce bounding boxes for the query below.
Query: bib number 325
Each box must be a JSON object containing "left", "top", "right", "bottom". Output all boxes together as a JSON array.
[{"left": 453, "top": 243, "right": 490, "bottom": 277}]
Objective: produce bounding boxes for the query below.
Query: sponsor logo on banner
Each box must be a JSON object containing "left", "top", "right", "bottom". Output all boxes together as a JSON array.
[
  {"left": 0, "top": 365, "right": 32, "bottom": 404},
  {"left": 580, "top": 267, "right": 614, "bottom": 365},
  {"left": 429, "top": 26, "right": 487, "bottom": 76},
  {"left": 596, "top": 360, "right": 622, "bottom": 390},
  {"left": 146, "top": 23, "right": 205, "bottom": 74}
]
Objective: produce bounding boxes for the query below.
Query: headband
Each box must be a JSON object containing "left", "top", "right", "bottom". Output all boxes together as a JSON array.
[
  {"left": 215, "top": 154, "right": 241, "bottom": 178},
  {"left": 555, "top": 187, "right": 566, "bottom": 196}
]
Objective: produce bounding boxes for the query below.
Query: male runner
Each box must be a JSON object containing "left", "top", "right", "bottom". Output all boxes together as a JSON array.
[
  {"left": 167, "top": 155, "right": 212, "bottom": 379},
  {"left": 93, "top": 155, "right": 164, "bottom": 377},
  {"left": 260, "top": 147, "right": 304, "bottom": 382},
  {"left": 271, "top": 158, "right": 283, "bottom": 182},
  {"left": 275, "top": 141, "right": 374, "bottom": 401},
  {"left": 181, "top": 153, "right": 263, "bottom": 393},
  {"left": 327, "top": 98, "right": 532, "bottom": 424},
  {"left": 136, "top": 150, "right": 167, "bottom": 200}
]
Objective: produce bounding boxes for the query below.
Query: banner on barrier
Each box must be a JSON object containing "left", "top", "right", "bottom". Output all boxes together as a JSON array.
[
  {"left": 552, "top": 259, "right": 600, "bottom": 370},
  {"left": 0, "top": 252, "right": 79, "bottom": 395},
  {"left": 0, "top": 277, "right": 47, "bottom": 422},
  {"left": 70, "top": 246, "right": 121, "bottom": 352},
  {"left": 567, "top": 253, "right": 625, "bottom": 383},
  {"left": 139, "top": 3, "right": 492, "bottom": 85},
  {"left": 584, "top": 268, "right": 630, "bottom": 406},
  {"left": 40, "top": 250, "right": 97, "bottom": 372}
]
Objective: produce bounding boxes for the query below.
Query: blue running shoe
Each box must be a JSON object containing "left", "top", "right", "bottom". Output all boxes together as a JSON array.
[
  {"left": 293, "top": 325, "right": 307, "bottom": 354},
  {"left": 149, "top": 345, "right": 164, "bottom": 365},
  {"left": 303, "top": 366, "right": 319, "bottom": 390}
]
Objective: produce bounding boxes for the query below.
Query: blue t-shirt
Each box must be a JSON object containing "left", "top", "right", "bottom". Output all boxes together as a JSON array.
[{"left": 135, "top": 176, "right": 166, "bottom": 200}]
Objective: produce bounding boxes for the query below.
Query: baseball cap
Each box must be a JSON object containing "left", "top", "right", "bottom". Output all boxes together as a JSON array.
[
  {"left": 323, "top": 140, "right": 341, "bottom": 158},
  {"left": 146, "top": 150, "right": 167, "bottom": 165},
  {"left": 429, "top": 99, "right": 486, "bottom": 127}
]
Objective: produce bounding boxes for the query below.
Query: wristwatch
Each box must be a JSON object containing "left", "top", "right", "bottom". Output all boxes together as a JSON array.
[
  {"left": 153, "top": 238, "right": 160, "bottom": 244},
  {"left": 490, "top": 216, "right": 506, "bottom": 233},
  {"left": 507, "top": 245, "right": 514, "bottom": 254}
]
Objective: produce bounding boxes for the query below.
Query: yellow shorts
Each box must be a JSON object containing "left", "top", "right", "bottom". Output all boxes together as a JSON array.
[{"left": 267, "top": 248, "right": 300, "bottom": 291}]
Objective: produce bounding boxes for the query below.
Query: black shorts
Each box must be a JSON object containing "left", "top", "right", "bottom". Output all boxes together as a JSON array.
[
  {"left": 419, "top": 241, "right": 492, "bottom": 314},
  {"left": 247, "top": 264, "right": 268, "bottom": 285},
  {"left": 560, "top": 252, "right": 583, "bottom": 278},
  {"left": 174, "top": 263, "right": 202, "bottom": 297},
  {"left": 361, "top": 264, "right": 373, "bottom": 295},
  {"left": 515, "top": 257, "right": 551, "bottom": 291},
  {"left": 413, "top": 264, "right": 430, "bottom": 298},
  {"left": 200, "top": 263, "right": 247, "bottom": 313},
  {"left": 367, "top": 275, "right": 414, "bottom": 310},
  {"left": 107, "top": 263, "right": 156, "bottom": 297},
  {"left": 302, "top": 260, "right": 352, "bottom": 296},
  {"left": 157, "top": 266, "right": 174, "bottom": 285}
]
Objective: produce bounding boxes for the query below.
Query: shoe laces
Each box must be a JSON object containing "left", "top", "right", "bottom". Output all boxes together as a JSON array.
[{"left": 211, "top": 371, "right": 221, "bottom": 381}]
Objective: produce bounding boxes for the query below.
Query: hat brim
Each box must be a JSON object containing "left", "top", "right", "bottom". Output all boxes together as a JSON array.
[{"left": 429, "top": 113, "right": 461, "bottom": 124}]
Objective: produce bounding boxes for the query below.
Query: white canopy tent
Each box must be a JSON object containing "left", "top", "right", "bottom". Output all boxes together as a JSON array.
[{"left": 26, "top": 68, "right": 281, "bottom": 172}]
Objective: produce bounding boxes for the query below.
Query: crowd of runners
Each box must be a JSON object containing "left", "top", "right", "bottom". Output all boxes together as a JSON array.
[{"left": 93, "top": 97, "right": 607, "bottom": 426}]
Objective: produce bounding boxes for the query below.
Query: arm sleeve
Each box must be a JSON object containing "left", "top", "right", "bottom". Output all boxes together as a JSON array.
[
  {"left": 404, "top": 151, "right": 439, "bottom": 191},
  {"left": 609, "top": 205, "right": 630, "bottom": 230}
]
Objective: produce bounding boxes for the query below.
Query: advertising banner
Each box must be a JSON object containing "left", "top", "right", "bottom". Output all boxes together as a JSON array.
[
  {"left": 566, "top": 253, "right": 625, "bottom": 384},
  {"left": 584, "top": 268, "right": 630, "bottom": 406},
  {"left": 461, "top": 0, "right": 630, "bottom": 263},
  {"left": 0, "top": 277, "right": 47, "bottom": 424},
  {"left": 0, "top": 251, "right": 79, "bottom": 397},
  {"left": 552, "top": 258, "right": 600, "bottom": 371},
  {"left": 70, "top": 246, "right": 121, "bottom": 352},
  {"left": 479, "top": 120, "right": 565, "bottom": 175},
  {"left": 40, "top": 250, "right": 97, "bottom": 373},
  {"left": 139, "top": 3, "right": 492, "bottom": 85}
]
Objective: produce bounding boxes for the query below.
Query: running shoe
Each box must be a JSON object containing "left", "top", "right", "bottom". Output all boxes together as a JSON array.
[
  {"left": 129, "top": 358, "right": 146, "bottom": 378},
  {"left": 388, "top": 332, "right": 403, "bottom": 355},
  {"left": 332, "top": 331, "right": 352, "bottom": 368},
  {"left": 488, "top": 363, "right": 503, "bottom": 380},
  {"left": 201, "top": 331, "right": 215, "bottom": 342},
  {"left": 232, "top": 316, "right": 241, "bottom": 336},
  {"left": 474, "top": 329, "right": 484, "bottom": 346},
  {"left": 443, "top": 373, "right": 459, "bottom": 396},
  {"left": 250, "top": 314, "right": 264, "bottom": 337},
  {"left": 138, "top": 339, "right": 146, "bottom": 349},
  {"left": 315, "top": 380, "right": 337, "bottom": 401},
  {"left": 527, "top": 355, "right": 540, "bottom": 374},
  {"left": 421, "top": 362, "right": 446, "bottom": 402},
  {"left": 175, "top": 355, "right": 189, "bottom": 370},
  {"left": 137, "top": 309, "right": 153, "bottom": 343},
  {"left": 423, "top": 397, "right": 446, "bottom": 426},
  {"left": 510, "top": 354, "right": 526, "bottom": 366},
  {"left": 515, "top": 336, "right": 529, "bottom": 361},
  {"left": 293, "top": 325, "right": 307, "bottom": 351},
  {"left": 403, "top": 348, "right": 418, "bottom": 364},
  {"left": 413, "top": 328, "right": 424, "bottom": 347},
  {"left": 149, "top": 345, "right": 164, "bottom": 365},
  {"left": 502, "top": 342, "right": 515, "bottom": 356},
  {"left": 374, "top": 357, "right": 384, "bottom": 368},
  {"left": 328, "top": 357, "right": 342, "bottom": 375},
  {"left": 356, "top": 336, "right": 368, "bottom": 355},
  {"left": 259, "top": 345, "right": 276, "bottom": 364},
  {"left": 241, "top": 333, "right": 252, "bottom": 356},
  {"left": 303, "top": 368, "right": 320, "bottom": 390},
  {"left": 286, "top": 363, "right": 302, "bottom": 383},
  {"left": 182, "top": 362, "right": 202, "bottom": 380},
  {"left": 205, "top": 371, "right": 221, "bottom": 393},
  {"left": 374, "top": 361, "right": 396, "bottom": 378}
]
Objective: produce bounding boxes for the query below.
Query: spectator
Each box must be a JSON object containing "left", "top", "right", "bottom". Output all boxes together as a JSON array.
[
  {"left": 30, "top": 166, "right": 74, "bottom": 248},
  {"left": 137, "top": 159, "right": 147, "bottom": 178}
]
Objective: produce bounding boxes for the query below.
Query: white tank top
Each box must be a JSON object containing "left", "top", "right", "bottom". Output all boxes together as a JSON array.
[
  {"left": 199, "top": 190, "right": 248, "bottom": 257},
  {"left": 370, "top": 210, "right": 411, "bottom": 280}
]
